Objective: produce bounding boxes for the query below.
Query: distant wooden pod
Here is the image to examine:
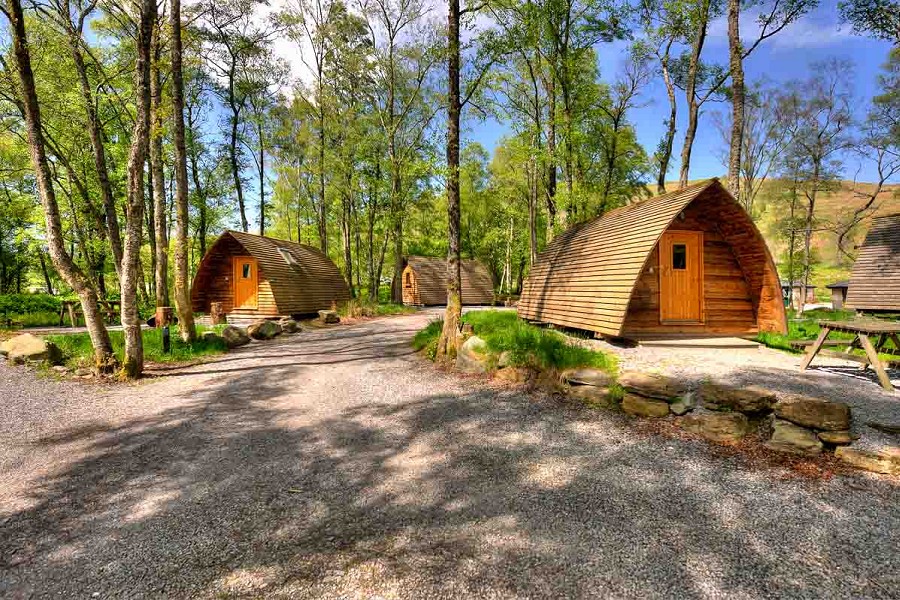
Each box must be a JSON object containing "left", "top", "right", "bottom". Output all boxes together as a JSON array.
[
  {"left": 517, "top": 179, "right": 788, "bottom": 340},
  {"left": 401, "top": 256, "right": 495, "bottom": 306},
  {"left": 845, "top": 213, "right": 900, "bottom": 313},
  {"left": 191, "top": 231, "right": 350, "bottom": 319}
]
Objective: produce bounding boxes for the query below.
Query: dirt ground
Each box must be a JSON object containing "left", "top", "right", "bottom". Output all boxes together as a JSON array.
[{"left": 1, "top": 309, "right": 898, "bottom": 598}]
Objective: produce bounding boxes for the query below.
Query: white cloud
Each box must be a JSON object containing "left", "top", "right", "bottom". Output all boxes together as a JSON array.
[{"left": 707, "top": 10, "right": 852, "bottom": 51}]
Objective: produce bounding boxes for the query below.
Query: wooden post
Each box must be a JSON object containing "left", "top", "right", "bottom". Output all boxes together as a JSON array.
[
  {"left": 155, "top": 306, "right": 174, "bottom": 328},
  {"left": 210, "top": 301, "right": 225, "bottom": 325},
  {"left": 858, "top": 333, "right": 893, "bottom": 391},
  {"left": 67, "top": 302, "right": 77, "bottom": 328},
  {"left": 800, "top": 326, "right": 831, "bottom": 371}
]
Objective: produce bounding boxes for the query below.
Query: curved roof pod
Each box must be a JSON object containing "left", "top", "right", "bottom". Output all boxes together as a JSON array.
[
  {"left": 518, "top": 179, "right": 787, "bottom": 338},
  {"left": 846, "top": 213, "right": 900, "bottom": 311},
  {"left": 402, "top": 256, "right": 495, "bottom": 306},
  {"left": 191, "top": 230, "right": 350, "bottom": 315}
]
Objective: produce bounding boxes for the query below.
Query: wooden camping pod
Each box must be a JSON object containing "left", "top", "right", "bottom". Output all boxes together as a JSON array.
[
  {"left": 517, "top": 179, "right": 787, "bottom": 339},
  {"left": 191, "top": 230, "right": 350, "bottom": 318},
  {"left": 401, "top": 256, "right": 495, "bottom": 306},
  {"left": 845, "top": 213, "right": 900, "bottom": 312}
]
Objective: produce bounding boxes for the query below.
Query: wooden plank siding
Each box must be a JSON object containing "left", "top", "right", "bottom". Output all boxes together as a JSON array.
[
  {"left": 401, "top": 256, "right": 495, "bottom": 306},
  {"left": 191, "top": 231, "right": 350, "bottom": 317},
  {"left": 517, "top": 179, "right": 787, "bottom": 339},
  {"left": 845, "top": 214, "right": 900, "bottom": 312}
]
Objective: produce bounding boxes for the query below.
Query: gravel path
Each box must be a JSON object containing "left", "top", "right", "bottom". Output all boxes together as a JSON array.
[{"left": 1, "top": 310, "right": 898, "bottom": 598}]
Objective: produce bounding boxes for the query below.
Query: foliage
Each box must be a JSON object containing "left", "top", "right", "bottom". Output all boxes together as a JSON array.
[
  {"left": 0, "top": 293, "right": 62, "bottom": 315},
  {"left": 48, "top": 325, "right": 227, "bottom": 367},
  {"left": 339, "top": 299, "right": 416, "bottom": 318},
  {"left": 414, "top": 311, "right": 616, "bottom": 373}
]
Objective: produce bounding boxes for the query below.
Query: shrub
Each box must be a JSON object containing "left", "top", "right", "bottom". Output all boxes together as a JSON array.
[
  {"left": 340, "top": 298, "right": 416, "bottom": 318},
  {"left": 0, "top": 293, "right": 62, "bottom": 316},
  {"left": 412, "top": 310, "right": 616, "bottom": 374}
]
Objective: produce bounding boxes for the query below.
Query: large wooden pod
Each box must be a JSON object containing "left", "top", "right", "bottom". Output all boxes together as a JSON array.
[
  {"left": 518, "top": 179, "right": 787, "bottom": 339},
  {"left": 401, "top": 256, "right": 495, "bottom": 306},
  {"left": 191, "top": 230, "right": 350, "bottom": 318},
  {"left": 845, "top": 213, "right": 900, "bottom": 312}
]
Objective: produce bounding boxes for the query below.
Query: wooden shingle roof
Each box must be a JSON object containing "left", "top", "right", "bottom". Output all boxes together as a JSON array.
[
  {"left": 845, "top": 213, "right": 900, "bottom": 311},
  {"left": 518, "top": 179, "right": 785, "bottom": 336},
  {"left": 406, "top": 256, "right": 495, "bottom": 305},
  {"left": 198, "top": 230, "right": 350, "bottom": 314}
]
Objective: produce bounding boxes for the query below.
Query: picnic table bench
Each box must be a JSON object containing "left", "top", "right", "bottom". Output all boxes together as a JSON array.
[
  {"left": 59, "top": 299, "right": 121, "bottom": 327},
  {"left": 800, "top": 320, "right": 900, "bottom": 391}
]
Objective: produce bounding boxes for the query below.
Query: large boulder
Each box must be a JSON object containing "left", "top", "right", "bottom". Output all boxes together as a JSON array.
[
  {"left": 835, "top": 446, "right": 900, "bottom": 476},
  {"left": 200, "top": 331, "right": 225, "bottom": 345},
  {"left": 456, "top": 335, "right": 492, "bottom": 374},
  {"left": 561, "top": 368, "right": 612, "bottom": 388},
  {"left": 765, "top": 419, "right": 823, "bottom": 456},
  {"left": 494, "top": 367, "right": 535, "bottom": 386},
  {"left": 621, "top": 393, "right": 670, "bottom": 418},
  {"left": 681, "top": 412, "right": 750, "bottom": 443},
  {"left": 318, "top": 310, "right": 340, "bottom": 324},
  {"left": 774, "top": 395, "right": 850, "bottom": 431},
  {"left": 221, "top": 325, "right": 251, "bottom": 348},
  {"left": 618, "top": 372, "right": 688, "bottom": 400},
  {"left": 0, "top": 333, "right": 63, "bottom": 365},
  {"left": 279, "top": 318, "right": 301, "bottom": 334},
  {"left": 700, "top": 383, "right": 776, "bottom": 414},
  {"left": 669, "top": 395, "right": 696, "bottom": 416},
  {"left": 247, "top": 320, "right": 282, "bottom": 340}
]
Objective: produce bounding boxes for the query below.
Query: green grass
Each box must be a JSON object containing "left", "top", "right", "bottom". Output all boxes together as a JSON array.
[
  {"left": 0, "top": 311, "right": 61, "bottom": 328},
  {"left": 48, "top": 325, "right": 228, "bottom": 368},
  {"left": 414, "top": 310, "right": 617, "bottom": 373},
  {"left": 339, "top": 298, "right": 416, "bottom": 318}
]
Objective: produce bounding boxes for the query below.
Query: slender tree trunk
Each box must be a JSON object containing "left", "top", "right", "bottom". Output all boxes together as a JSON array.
[
  {"left": 7, "top": 0, "right": 115, "bottom": 371},
  {"left": 801, "top": 162, "right": 820, "bottom": 313},
  {"left": 678, "top": 3, "right": 709, "bottom": 188},
  {"left": 258, "top": 122, "right": 265, "bottom": 236},
  {"left": 544, "top": 69, "right": 558, "bottom": 237},
  {"left": 657, "top": 50, "right": 677, "bottom": 194},
  {"left": 150, "top": 38, "right": 169, "bottom": 308},
  {"left": 390, "top": 170, "right": 403, "bottom": 303},
  {"left": 727, "top": 0, "right": 744, "bottom": 198},
  {"left": 171, "top": 0, "right": 195, "bottom": 341},
  {"left": 228, "top": 64, "right": 248, "bottom": 232},
  {"left": 145, "top": 166, "right": 156, "bottom": 299},
  {"left": 528, "top": 149, "right": 538, "bottom": 266},
  {"left": 317, "top": 104, "right": 327, "bottom": 254},
  {"left": 66, "top": 18, "right": 123, "bottom": 275},
  {"left": 438, "top": 0, "right": 462, "bottom": 357},
  {"left": 120, "top": 0, "right": 155, "bottom": 378},
  {"left": 38, "top": 250, "right": 54, "bottom": 294},
  {"left": 187, "top": 122, "right": 207, "bottom": 257}
]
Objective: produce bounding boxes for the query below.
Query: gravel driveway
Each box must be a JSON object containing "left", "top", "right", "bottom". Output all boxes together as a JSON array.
[{"left": 1, "top": 310, "right": 898, "bottom": 598}]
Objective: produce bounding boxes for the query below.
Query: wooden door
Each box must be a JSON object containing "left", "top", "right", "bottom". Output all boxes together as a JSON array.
[
  {"left": 659, "top": 231, "right": 703, "bottom": 323},
  {"left": 233, "top": 257, "right": 259, "bottom": 309}
]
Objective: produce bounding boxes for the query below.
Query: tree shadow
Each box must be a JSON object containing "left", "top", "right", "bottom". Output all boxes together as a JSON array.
[{"left": 1, "top": 366, "right": 897, "bottom": 598}]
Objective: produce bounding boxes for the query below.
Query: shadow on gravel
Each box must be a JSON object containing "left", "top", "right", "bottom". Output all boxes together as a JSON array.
[{"left": 1, "top": 365, "right": 898, "bottom": 598}]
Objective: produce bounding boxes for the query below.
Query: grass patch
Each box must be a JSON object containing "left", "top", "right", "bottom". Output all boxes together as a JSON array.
[
  {"left": 48, "top": 325, "right": 228, "bottom": 368},
  {"left": 339, "top": 298, "right": 416, "bottom": 318},
  {"left": 413, "top": 310, "right": 616, "bottom": 373}
]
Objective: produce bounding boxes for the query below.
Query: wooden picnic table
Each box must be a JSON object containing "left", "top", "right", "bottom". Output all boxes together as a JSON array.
[
  {"left": 800, "top": 319, "right": 900, "bottom": 390},
  {"left": 59, "top": 299, "right": 121, "bottom": 327}
]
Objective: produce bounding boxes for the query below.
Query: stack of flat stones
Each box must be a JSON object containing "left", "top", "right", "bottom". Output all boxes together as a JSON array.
[{"left": 561, "top": 370, "right": 899, "bottom": 476}]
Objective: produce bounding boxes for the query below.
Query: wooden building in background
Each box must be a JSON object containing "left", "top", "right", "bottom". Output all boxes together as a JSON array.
[
  {"left": 518, "top": 179, "right": 787, "bottom": 340},
  {"left": 401, "top": 256, "right": 495, "bottom": 306},
  {"left": 845, "top": 213, "right": 900, "bottom": 313},
  {"left": 825, "top": 281, "right": 849, "bottom": 310},
  {"left": 191, "top": 230, "right": 350, "bottom": 318}
]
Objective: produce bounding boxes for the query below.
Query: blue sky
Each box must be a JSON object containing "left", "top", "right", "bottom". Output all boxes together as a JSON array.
[{"left": 465, "top": 0, "right": 897, "bottom": 184}]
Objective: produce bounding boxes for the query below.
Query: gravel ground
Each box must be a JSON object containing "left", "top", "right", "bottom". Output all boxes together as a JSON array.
[
  {"left": 586, "top": 337, "right": 900, "bottom": 452},
  {"left": 1, "top": 309, "right": 898, "bottom": 599}
]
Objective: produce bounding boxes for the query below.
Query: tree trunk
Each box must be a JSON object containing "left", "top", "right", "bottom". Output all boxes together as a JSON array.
[
  {"left": 258, "top": 122, "right": 266, "bottom": 236},
  {"left": 437, "top": 0, "right": 462, "bottom": 358},
  {"left": 801, "top": 162, "right": 820, "bottom": 313},
  {"left": 390, "top": 169, "right": 403, "bottom": 303},
  {"left": 317, "top": 105, "right": 328, "bottom": 254},
  {"left": 678, "top": 4, "right": 709, "bottom": 188},
  {"left": 38, "top": 250, "right": 54, "bottom": 294},
  {"left": 657, "top": 50, "right": 677, "bottom": 194},
  {"left": 228, "top": 64, "right": 248, "bottom": 232},
  {"left": 544, "top": 69, "right": 558, "bottom": 238},
  {"left": 726, "top": 0, "right": 744, "bottom": 199},
  {"left": 7, "top": 0, "right": 115, "bottom": 371},
  {"left": 66, "top": 18, "right": 123, "bottom": 275},
  {"left": 120, "top": 0, "right": 155, "bottom": 378},
  {"left": 150, "top": 38, "right": 169, "bottom": 308},
  {"left": 171, "top": 0, "right": 195, "bottom": 341}
]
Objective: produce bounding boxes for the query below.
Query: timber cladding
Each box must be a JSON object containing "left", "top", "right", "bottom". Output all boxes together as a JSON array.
[
  {"left": 845, "top": 213, "right": 900, "bottom": 312},
  {"left": 517, "top": 179, "right": 787, "bottom": 339},
  {"left": 401, "top": 256, "right": 495, "bottom": 306},
  {"left": 191, "top": 230, "right": 350, "bottom": 317}
]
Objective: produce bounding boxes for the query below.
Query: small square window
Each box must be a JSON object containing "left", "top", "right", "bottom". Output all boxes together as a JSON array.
[
  {"left": 242, "top": 263, "right": 251, "bottom": 278},
  {"left": 672, "top": 244, "right": 687, "bottom": 270}
]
